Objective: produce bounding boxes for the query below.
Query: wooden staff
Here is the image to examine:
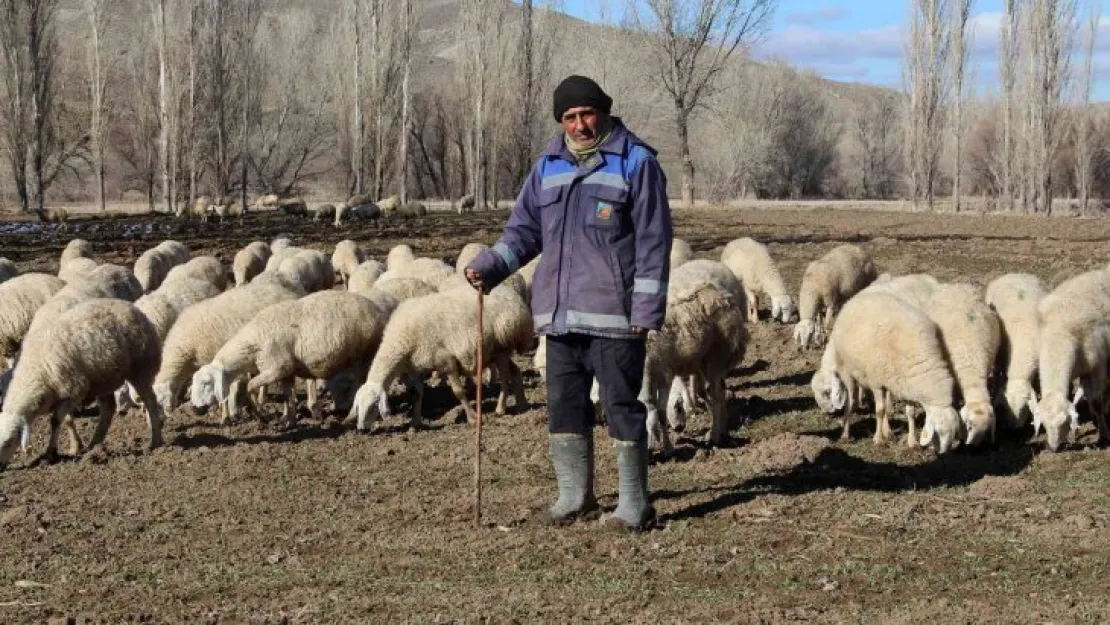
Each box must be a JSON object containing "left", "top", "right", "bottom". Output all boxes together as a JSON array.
[{"left": 474, "top": 286, "right": 485, "bottom": 527}]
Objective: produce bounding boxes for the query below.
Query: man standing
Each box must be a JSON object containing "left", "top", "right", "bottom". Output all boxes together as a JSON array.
[{"left": 465, "top": 75, "right": 672, "bottom": 531}]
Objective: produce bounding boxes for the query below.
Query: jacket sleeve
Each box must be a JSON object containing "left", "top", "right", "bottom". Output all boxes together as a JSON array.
[
  {"left": 466, "top": 163, "right": 544, "bottom": 291},
  {"left": 628, "top": 154, "right": 672, "bottom": 330}
]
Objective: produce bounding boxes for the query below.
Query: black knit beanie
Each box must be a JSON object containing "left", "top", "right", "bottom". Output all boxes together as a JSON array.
[{"left": 552, "top": 75, "right": 612, "bottom": 122}]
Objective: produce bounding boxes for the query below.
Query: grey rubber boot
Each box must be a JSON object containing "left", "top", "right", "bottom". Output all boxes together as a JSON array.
[
  {"left": 608, "top": 437, "right": 656, "bottom": 531},
  {"left": 547, "top": 432, "right": 598, "bottom": 524}
]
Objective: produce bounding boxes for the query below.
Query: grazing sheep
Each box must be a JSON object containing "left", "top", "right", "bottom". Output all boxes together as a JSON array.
[
  {"left": 387, "top": 244, "right": 416, "bottom": 270},
  {"left": 58, "top": 257, "right": 97, "bottom": 283},
  {"left": 348, "top": 286, "right": 532, "bottom": 430},
  {"left": 234, "top": 242, "right": 271, "bottom": 287},
  {"left": 456, "top": 243, "right": 489, "bottom": 274},
  {"left": 377, "top": 195, "right": 400, "bottom": 212},
  {"left": 277, "top": 249, "right": 333, "bottom": 293},
  {"left": 190, "top": 290, "right": 396, "bottom": 425},
  {"left": 313, "top": 203, "right": 337, "bottom": 222},
  {"left": 218, "top": 202, "right": 244, "bottom": 225},
  {"left": 1029, "top": 269, "right": 1110, "bottom": 451},
  {"left": 271, "top": 236, "right": 295, "bottom": 252},
  {"left": 921, "top": 283, "right": 1002, "bottom": 447},
  {"left": 794, "top": 244, "right": 878, "bottom": 348},
  {"left": 265, "top": 245, "right": 302, "bottom": 273},
  {"left": 179, "top": 196, "right": 210, "bottom": 220},
  {"left": 278, "top": 197, "right": 308, "bottom": 217},
  {"left": 0, "top": 258, "right": 17, "bottom": 284},
  {"left": 0, "top": 299, "right": 165, "bottom": 469},
  {"left": 333, "top": 203, "right": 351, "bottom": 227},
  {"left": 134, "top": 240, "right": 192, "bottom": 293},
  {"left": 379, "top": 257, "right": 455, "bottom": 289},
  {"left": 812, "top": 291, "right": 961, "bottom": 453},
  {"left": 642, "top": 259, "right": 749, "bottom": 450},
  {"left": 860, "top": 273, "right": 941, "bottom": 309},
  {"left": 164, "top": 256, "right": 227, "bottom": 291},
  {"left": 331, "top": 240, "right": 366, "bottom": 287},
  {"left": 152, "top": 279, "right": 304, "bottom": 420},
  {"left": 35, "top": 207, "right": 69, "bottom": 231},
  {"left": 346, "top": 202, "right": 381, "bottom": 225},
  {"left": 721, "top": 237, "right": 795, "bottom": 324},
  {"left": 670, "top": 238, "right": 694, "bottom": 269},
  {"left": 985, "top": 273, "right": 1048, "bottom": 427},
  {"left": 395, "top": 201, "right": 427, "bottom": 219},
  {"left": 23, "top": 265, "right": 144, "bottom": 347},
  {"left": 347, "top": 260, "right": 386, "bottom": 295},
  {"left": 456, "top": 193, "right": 476, "bottom": 214},
  {"left": 254, "top": 193, "right": 279, "bottom": 210},
  {"left": 366, "top": 277, "right": 437, "bottom": 302},
  {"left": 59, "top": 239, "right": 93, "bottom": 267},
  {"left": 0, "top": 274, "right": 66, "bottom": 359}
]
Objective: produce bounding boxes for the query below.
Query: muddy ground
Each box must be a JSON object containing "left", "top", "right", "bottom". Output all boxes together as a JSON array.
[{"left": 2, "top": 207, "right": 1110, "bottom": 623}]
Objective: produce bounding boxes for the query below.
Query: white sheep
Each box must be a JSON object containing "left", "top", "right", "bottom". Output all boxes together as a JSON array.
[
  {"left": 858, "top": 273, "right": 940, "bottom": 309},
  {"left": 456, "top": 243, "right": 489, "bottom": 274},
  {"left": 58, "top": 257, "right": 98, "bottom": 283},
  {"left": 670, "top": 238, "right": 694, "bottom": 269},
  {"left": 134, "top": 240, "right": 191, "bottom": 293},
  {"left": 348, "top": 286, "right": 533, "bottom": 430},
  {"left": 331, "top": 240, "right": 366, "bottom": 287},
  {"left": 0, "top": 258, "right": 18, "bottom": 284},
  {"left": 190, "top": 290, "right": 396, "bottom": 425},
  {"left": 386, "top": 244, "right": 416, "bottom": 270},
  {"left": 233, "top": 242, "right": 272, "bottom": 286},
  {"left": 0, "top": 298, "right": 165, "bottom": 469},
  {"left": 271, "top": 236, "right": 295, "bottom": 252},
  {"left": 811, "top": 291, "right": 961, "bottom": 453},
  {"left": 985, "top": 273, "right": 1048, "bottom": 428},
  {"left": 152, "top": 279, "right": 304, "bottom": 421},
  {"left": 163, "top": 256, "right": 227, "bottom": 291},
  {"left": 642, "top": 259, "right": 749, "bottom": 451},
  {"left": 921, "top": 283, "right": 1002, "bottom": 447},
  {"left": 0, "top": 273, "right": 66, "bottom": 360},
  {"left": 277, "top": 249, "right": 333, "bottom": 293},
  {"left": 347, "top": 260, "right": 386, "bottom": 295},
  {"left": 378, "top": 257, "right": 455, "bottom": 290},
  {"left": 721, "top": 237, "right": 795, "bottom": 324},
  {"left": 313, "top": 203, "right": 336, "bottom": 222},
  {"left": 23, "top": 264, "right": 144, "bottom": 346},
  {"left": 1029, "top": 268, "right": 1110, "bottom": 451},
  {"left": 59, "top": 239, "right": 93, "bottom": 268},
  {"left": 264, "top": 245, "right": 301, "bottom": 273},
  {"left": 364, "top": 277, "right": 437, "bottom": 302},
  {"left": 793, "top": 244, "right": 878, "bottom": 348}
]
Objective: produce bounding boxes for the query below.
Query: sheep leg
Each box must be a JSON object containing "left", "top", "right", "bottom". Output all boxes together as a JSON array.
[
  {"left": 307, "top": 378, "right": 326, "bottom": 420},
  {"left": 132, "top": 383, "right": 166, "bottom": 449},
  {"left": 45, "top": 401, "right": 74, "bottom": 463},
  {"left": 881, "top": 389, "right": 894, "bottom": 440},
  {"left": 85, "top": 393, "right": 118, "bottom": 452},
  {"left": 707, "top": 376, "right": 730, "bottom": 447},
  {"left": 408, "top": 374, "right": 427, "bottom": 427},
  {"left": 280, "top": 379, "right": 298, "bottom": 426},
  {"left": 745, "top": 289, "right": 759, "bottom": 323},
  {"left": 872, "top": 387, "right": 887, "bottom": 445},
  {"left": 63, "top": 416, "right": 84, "bottom": 456},
  {"left": 904, "top": 404, "right": 918, "bottom": 449},
  {"left": 840, "top": 377, "right": 856, "bottom": 442},
  {"left": 447, "top": 371, "right": 478, "bottom": 424}
]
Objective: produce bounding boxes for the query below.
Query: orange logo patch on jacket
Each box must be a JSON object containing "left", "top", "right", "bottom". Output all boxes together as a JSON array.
[{"left": 596, "top": 202, "right": 613, "bottom": 220}]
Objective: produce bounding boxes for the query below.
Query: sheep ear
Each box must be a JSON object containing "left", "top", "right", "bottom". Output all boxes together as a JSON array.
[
  {"left": 829, "top": 377, "right": 846, "bottom": 411},
  {"left": 1068, "top": 403, "right": 1080, "bottom": 429},
  {"left": 20, "top": 422, "right": 30, "bottom": 454}
]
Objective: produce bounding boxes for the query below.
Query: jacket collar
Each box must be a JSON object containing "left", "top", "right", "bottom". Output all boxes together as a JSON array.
[{"left": 541, "top": 116, "right": 635, "bottom": 160}]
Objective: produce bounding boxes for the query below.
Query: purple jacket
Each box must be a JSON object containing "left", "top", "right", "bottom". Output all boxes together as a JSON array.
[{"left": 468, "top": 119, "right": 672, "bottom": 339}]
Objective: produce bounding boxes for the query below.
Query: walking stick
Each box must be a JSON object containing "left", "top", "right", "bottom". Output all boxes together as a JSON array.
[{"left": 474, "top": 286, "right": 485, "bottom": 527}]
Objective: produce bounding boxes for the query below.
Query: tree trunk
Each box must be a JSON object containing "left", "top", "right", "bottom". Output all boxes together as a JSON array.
[
  {"left": 27, "top": 0, "right": 46, "bottom": 213},
  {"left": 353, "top": 0, "right": 364, "bottom": 195},
  {"left": 398, "top": 0, "right": 410, "bottom": 204},
  {"left": 675, "top": 103, "right": 694, "bottom": 209},
  {"left": 88, "top": 0, "right": 105, "bottom": 212},
  {"left": 240, "top": 1, "right": 251, "bottom": 212},
  {"left": 154, "top": 0, "right": 171, "bottom": 213},
  {"left": 188, "top": 1, "right": 197, "bottom": 206}
]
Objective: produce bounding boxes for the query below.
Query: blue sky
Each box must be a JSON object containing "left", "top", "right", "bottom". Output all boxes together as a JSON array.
[{"left": 560, "top": 0, "right": 1110, "bottom": 101}]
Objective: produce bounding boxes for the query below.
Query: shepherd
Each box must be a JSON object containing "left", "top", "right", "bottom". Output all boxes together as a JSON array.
[{"left": 465, "top": 75, "right": 673, "bottom": 531}]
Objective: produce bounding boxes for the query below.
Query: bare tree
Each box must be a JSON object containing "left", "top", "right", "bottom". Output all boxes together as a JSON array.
[
  {"left": 398, "top": 0, "right": 413, "bottom": 204},
  {"left": 949, "top": 0, "right": 973, "bottom": 212},
  {"left": 239, "top": 0, "right": 264, "bottom": 210},
  {"left": 150, "top": 0, "right": 172, "bottom": 212},
  {"left": 351, "top": 0, "right": 365, "bottom": 195},
  {"left": 903, "top": 0, "right": 951, "bottom": 211},
  {"left": 458, "top": 0, "right": 504, "bottom": 209},
  {"left": 1024, "top": 0, "right": 1077, "bottom": 214},
  {"left": 0, "top": 2, "right": 31, "bottom": 211},
  {"left": 855, "top": 96, "right": 901, "bottom": 199},
  {"left": 996, "top": 0, "right": 1020, "bottom": 211},
  {"left": 1074, "top": 2, "right": 1099, "bottom": 214},
  {"left": 84, "top": 0, "right": 110, "bottom": 212},
  {"left": 632, "top": 0, "right": 776, "bottom": 208}
]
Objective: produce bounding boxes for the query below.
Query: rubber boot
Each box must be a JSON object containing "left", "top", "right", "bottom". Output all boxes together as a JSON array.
[
  {"left": 606, "top": 437, "right": 656, "bottom": 531},
  {"left": 546, "top": 432, "right": 598, "bottom": 524}
]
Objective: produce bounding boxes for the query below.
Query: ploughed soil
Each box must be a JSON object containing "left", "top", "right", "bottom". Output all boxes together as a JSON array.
[{"left": 2, "top": 207, "right": 1110, "bottom": 623}]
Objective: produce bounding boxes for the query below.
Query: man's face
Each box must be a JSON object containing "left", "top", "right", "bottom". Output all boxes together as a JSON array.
[{"left": 561, "top": 106, "right": 603, "bottom": 143}]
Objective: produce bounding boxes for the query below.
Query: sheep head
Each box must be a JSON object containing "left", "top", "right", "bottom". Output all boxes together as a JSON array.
[
  {"left": 960, "top": 401, "right": 996, "bottom": 447},
  {"left": 665, "top": 377, "right": 689, "bottom": 433},
  {"left": 153, "top": 380, "right": 180, "bottom": 414},
  {"left": 1031, "top": 392, "right": 1076, "bottom": 452},
  {"left": 773, "top": 296, "right": 798, "bottom": 324},
  {"left": 349, "top": 380, "right": 389, "bottom": 433},
  {"left": 0, "top": 412, "right": 28, "bottom": 470},
  {"left": 811, "top": 367, "right": 844, "bottom": 414},
  {"left": 190, "top": 364, "right": 225, "bottom": 410},
  {"left": 793, "top": 319, "right": 817, "bottom": 349},
  {"left": 1003, "top": 379, "right": 1034, "bottom": 428},
  {"left": 920, "top": 405, "right": 962, "bottom": 454},
  {"left": 325, "top": 371, "right": 360, "bottom": 413}
]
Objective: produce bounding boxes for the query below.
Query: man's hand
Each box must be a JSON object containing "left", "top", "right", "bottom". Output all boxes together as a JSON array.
[{"left": 464, "top": 267, "right": 484, "bottom": 291}]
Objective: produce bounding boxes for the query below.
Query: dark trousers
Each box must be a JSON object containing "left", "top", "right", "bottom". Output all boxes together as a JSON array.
[{"left": 545, "top": 333, "right": 647, "bottom": 442}]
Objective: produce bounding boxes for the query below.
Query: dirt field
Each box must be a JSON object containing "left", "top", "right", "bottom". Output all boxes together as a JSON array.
[{"left": 2, "top": 207, "right": 1110, "bottom": 624}]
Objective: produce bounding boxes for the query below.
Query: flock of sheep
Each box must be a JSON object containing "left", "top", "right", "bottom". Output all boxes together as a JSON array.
[
  {"left": 170, "top": 192, "right": 457, "bottom": 227},
  {"left": 0, "top": 229, "right": 1101, "bottom": 471}
]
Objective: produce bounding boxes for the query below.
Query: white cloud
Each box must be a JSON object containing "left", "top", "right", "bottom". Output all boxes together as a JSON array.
[
  {"left": 784, "top": 6, "right": 849, "bottom": 26},
  {"left": 759, "top": 23, "right": 904, "bottom": 63}
]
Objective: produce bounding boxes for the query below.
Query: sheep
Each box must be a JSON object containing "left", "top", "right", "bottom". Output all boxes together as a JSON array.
[
  {"left": 85, "top": 263, "right": 144, "bottom": 302},
  {"left": 271, "top": 236, "right": 295, "bottom": 253},
  {"left": 519, "top": 255, "right": 541, "bottom": 296},
  {"left": 23, "top": 264, "right": 144, "bottom": 346},
  {"left": 313, "top": 203, "right": 336, "bottom": 222},
  {"left": 456, "top": 193, "right": 476, "bottom": 214},
  {"left": 377, "top": 195, "right": 400, "bottom": 212},
  {"left": 277, "top": 249, "right": 333, "bottom": 293},
  {"left": 265, "top": 245, "right": 301, "bottom": 273},
  {"left": 670, "top": 238, "right": 694, "bottom": 269},
  {"left": 793, "top": 244, "right": 878, "bottom": 349},
  {"left": 348, "top": 286, "right": 533, "bottom": 431},
  {"left": 152, "top": 278, "right": 304, "bottom": 421},
  {"left": 859, "top": 273, "right": 940, "bottom": 309},
  {"left": 217, "top": 201, "right": 245, "bottom": 225},
  {"left": 163, "top": 256, "right": 227, "bottom": 291},
  {"left": 134, "top": 240, "right": 192, "bottom": 293},
  {"left": 811, "top": 291, "right": 961, "bottom": 454},
  {"left": 179, "top": 196, "right": 210, "bottom": 220},
  {"left": 59, "top": 239, "right": 93, "bottom": 267},
  {"left": 190, "top": 290, "right": 396, "bottom": 425},
  {"left": 456, "top": 243, "right": 489, "bottom": 274},
  {"left": 721, "top": 237, "right": 795, "bottom": 324},
  {"left": 347, "top": 260, "right": 386, "bottom": 295},
  {"left": 0, "top": 298, "right": 165, "bottom": 469},
  {"left": 333, "top": 203, "right": 351, "bottom": 227},
  {"left": 1029, "top": 269, "right": 1110, "bottom": 451},
  {"left": 367, "top": 277, "right": 438, "bottom": 302},
  {"left": 395, "top": 201, "right": 427, "bottom": 219},
  {"left": 380, "top": 257, "right": 455, "bottom": 289},
  {"left": 641, "top": 259, "right": 749, "bottom": 451},
  {"left": 35, "top": 207, "right": 69, "bottom": 231},
  {"left": 254, "top": 193, "right": 279, "bottom": 210},
  {"left": 921, "top": 283, "right": 1002, "bottom": 447},
  {"left": 233, "top": 242, "right": 271, "bottom": 287},
  {"left": 985, "top": 273, "right": 1048, "bottom": 428},
  {"left": 58, "top": 257, "right": 97, "bottom": 283},
  {"left": 278, "top": 197, "right": 308, "bottom": 217},
  {"left": 346, "top": 202, "right": 381, "bottom": 225},
  {"left": 0, "top": 274, "right": 66, "bottom": 360},
  {"left": 0, "top": 258, "right": 17, "bottom": 284},
  {"left": 387, "top": 244, "right": 416, "bottom": 270},
  {"left": 331, "top": 240, "right": 366, "bottom": 287}
]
